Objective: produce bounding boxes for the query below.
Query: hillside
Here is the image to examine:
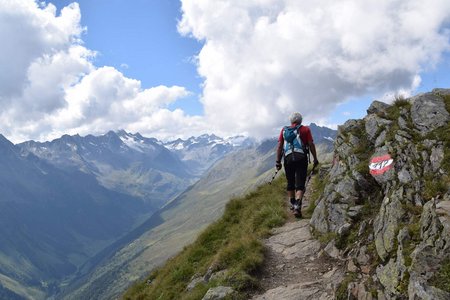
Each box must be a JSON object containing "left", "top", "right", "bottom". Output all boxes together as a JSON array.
[
  {"left": 122, "top": 88, "right": 449, "bottom": 300},
  {"left": 0, "top": 135, "right": 146, "bottom": 300},
  {"left": 122, "top": 176, "right": 288, "bottom": 299}
]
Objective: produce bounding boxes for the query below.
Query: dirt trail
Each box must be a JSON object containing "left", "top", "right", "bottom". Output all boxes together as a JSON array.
[{"left": 251, "top": 184, "right": 346, "bottom": 300}]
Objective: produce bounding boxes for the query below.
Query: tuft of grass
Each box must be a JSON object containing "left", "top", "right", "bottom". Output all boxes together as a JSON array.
[
  {"left": 430, "top": 257, "right": 450, "bottom": 293},
  {"left": 335, "top": 228, "right": 358, "bottom": 250},
  {"left": 393, "top": 95, "right": 409, "bottom": 107},
  {"left": 336, "top": 272, "right": 357, "bottom": 300},
  {"left": 387, "top": 96, "right": 410, "bottom": 117},
  {"left": 423, "top": 175, "right": 448, "bottom": 201},
  {"left": 396, "top": 270, "right": 410, "bottom": 294},
  {"left": 312, "top": 230, "right": 337, "bottom": 245},
  {"left": 304, "top": 174, "right": 327, "bottom": 218},
  {"left": 122, "top": 176, "right": 287, "bottom": 300},
  {"left": 397, "top": 204, "right": 422, "bottom": 269}
]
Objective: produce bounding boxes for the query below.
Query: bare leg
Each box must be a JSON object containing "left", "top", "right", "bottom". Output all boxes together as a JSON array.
[
  {"left": 287, "top": 190, "right": 295, "bottom": 199},
  {"left": 295, "top": 190, "right": 304, "bottom": 202}
]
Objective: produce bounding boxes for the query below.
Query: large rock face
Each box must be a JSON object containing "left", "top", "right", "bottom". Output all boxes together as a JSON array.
[
  {"left": 310, "top": 89, "right": 450, "bottom": 299},
  {"left": 410, "top": 92, "right": 450, "bottom": 135}
]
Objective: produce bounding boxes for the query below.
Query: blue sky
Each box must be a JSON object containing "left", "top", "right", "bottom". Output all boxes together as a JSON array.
[
  {"left": 0, "top": 0, "right": 449, "bottom": 142},
  {"left": 52, "top": 0, "right": 204, "bottom": 115}
]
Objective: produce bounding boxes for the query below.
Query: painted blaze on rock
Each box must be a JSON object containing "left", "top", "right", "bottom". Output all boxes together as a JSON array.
[{"left": 369, "top": 154, "right": 394, "bottom": 175}]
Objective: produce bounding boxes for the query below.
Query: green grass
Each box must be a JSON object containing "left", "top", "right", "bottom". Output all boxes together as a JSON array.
[
  {"left": 385, "top": 96, "right": 411, "bottom": 121},
  {"left": 304, "top": 173, "right": 327, "bottom": 218},
  {"left": 423, "top": 174, "right": 448, "bottom": 201},
  {"left": 393, "top": 95, "right": 409, "bottom": 107},
  {"left": 430, "top": 257, "right": 450, "bottom": 293},
  {"left": 122, "top": 176, "right": 287, "bottom": 300},
  {"left": 336, "top": 272, "right": 357, "bottom": 300},
  {"left": 396, "top": 270, "right": 410, "bottom": 294}
]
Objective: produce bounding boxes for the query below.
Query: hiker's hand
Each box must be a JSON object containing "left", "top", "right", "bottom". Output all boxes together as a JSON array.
[
  {"left": 276, "top": 161, "right": 282, "bottom": 170},
  {"left": 313, "top": 159, "right": 319, "bottom": 167}
]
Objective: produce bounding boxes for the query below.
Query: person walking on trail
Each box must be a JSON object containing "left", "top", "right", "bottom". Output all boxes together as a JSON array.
[{"left": 276, "top": 112, "right": 319, "bottom": 217}]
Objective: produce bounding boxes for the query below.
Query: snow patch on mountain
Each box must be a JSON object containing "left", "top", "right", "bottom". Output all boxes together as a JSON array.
[{"left": 117, "top": 130, "right": 156, "bottom": 153}]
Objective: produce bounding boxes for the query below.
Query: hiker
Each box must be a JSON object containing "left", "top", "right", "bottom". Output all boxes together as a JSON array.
[{"left": 276, "top": 112, "right": 319, "bottom": 217}]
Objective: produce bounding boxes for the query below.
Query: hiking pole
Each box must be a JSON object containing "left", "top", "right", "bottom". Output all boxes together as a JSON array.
[
  {"left": 269, "top": 145, "right": 284, "bottom": 185},
  {"left": 268, "top": 169, "right": 279, "bottom": 185},
  {"left": 305, "top": 164, "right": 317, "bottom": 185},
  {"left": 298, "top": 164, "right": 317, "bottom": 201}
]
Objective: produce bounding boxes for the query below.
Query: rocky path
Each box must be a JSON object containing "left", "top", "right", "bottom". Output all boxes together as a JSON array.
[{"left": 251, "top": 191, "right": 346, "bottom": 300}]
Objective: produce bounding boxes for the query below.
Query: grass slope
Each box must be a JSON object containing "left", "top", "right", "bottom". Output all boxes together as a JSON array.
[{"left": 122, "top": 176, "right": 287, "bottom": 300}]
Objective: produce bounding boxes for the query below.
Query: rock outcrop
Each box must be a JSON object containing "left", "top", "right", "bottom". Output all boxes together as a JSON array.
[{"left": 310, "top": 89, "right": 450, "bottom": 299}]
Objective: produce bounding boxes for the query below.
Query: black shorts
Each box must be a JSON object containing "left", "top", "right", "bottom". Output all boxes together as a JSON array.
[{"left": 284, "top": 154, "right": 308, "bottom": 191}]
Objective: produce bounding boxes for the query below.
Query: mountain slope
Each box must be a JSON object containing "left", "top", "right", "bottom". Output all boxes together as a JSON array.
[
  {"left": 0, "top": 135, "right": 147, "bottom": 299},
  {"left": 19, "top": 130, "right": 193, "bottom": 208},
  {"left": 163, "top": 134, "right": 253, "bottom": 175}
]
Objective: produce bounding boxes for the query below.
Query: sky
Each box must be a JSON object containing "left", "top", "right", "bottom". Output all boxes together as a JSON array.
[{"left": 0, "top": 0, "right": 449, "bottom": 143}]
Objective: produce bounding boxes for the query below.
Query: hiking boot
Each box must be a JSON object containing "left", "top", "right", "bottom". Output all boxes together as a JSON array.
[
  {"left": 294, "top": 199, "right": 302, "bottom": 218},
  {"left": 289, "top": 198, "right": 296, "bottom": 211}
]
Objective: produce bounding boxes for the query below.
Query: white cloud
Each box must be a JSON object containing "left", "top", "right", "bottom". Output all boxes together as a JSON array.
[
  {"left": 0, "top": 1, "right": 83, "bottom": 101},
  {"left": 179, "top": 0, "right": 450, "bottom": 138},
  {"left": 0, "top": 0, "right": 202, "bottom": 143}
]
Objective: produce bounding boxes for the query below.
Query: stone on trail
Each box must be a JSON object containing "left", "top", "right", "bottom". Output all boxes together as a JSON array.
[
  {"left": 202, "top": 286, "right": 234, "bottom": 300},
  {"left": 266, "top": 220, "right": 321, "bottom": 260}
]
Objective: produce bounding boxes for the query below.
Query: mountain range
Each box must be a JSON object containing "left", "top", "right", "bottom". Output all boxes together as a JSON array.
[{"left": 0, "top": 124, "right": 336, "bottom": 299}]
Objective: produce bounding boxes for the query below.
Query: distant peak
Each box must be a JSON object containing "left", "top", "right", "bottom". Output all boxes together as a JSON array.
[
  {"left": 0, "top": 134, "right": 12, "bottom": 145},
  {"left": 116, "top": 129, "right": 128, "bottom": 136},
  {"left": 105, "top": 130, "right": 119, "bottom": 137},
  {"left": 0, "top": 134, "right": 16, "bottom": 153},
  {"left": 134, "top": 132, "right": 144, "bottom": 139}
]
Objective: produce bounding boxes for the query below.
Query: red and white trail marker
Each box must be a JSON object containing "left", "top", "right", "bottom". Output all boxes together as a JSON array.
[{"left": 369, "top": 154, "right": 394, "bottom": 176}]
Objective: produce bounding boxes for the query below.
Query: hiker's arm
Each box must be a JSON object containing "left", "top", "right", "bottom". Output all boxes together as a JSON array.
[
  {"left": 276, "top": 141, "right": 283, "bottom": 170},
  {"left": 308, "top": 141, "right": 319, "bottom": 165},
  {"left": 276, "top": 128, "right": 284, "bottom": 169}
]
